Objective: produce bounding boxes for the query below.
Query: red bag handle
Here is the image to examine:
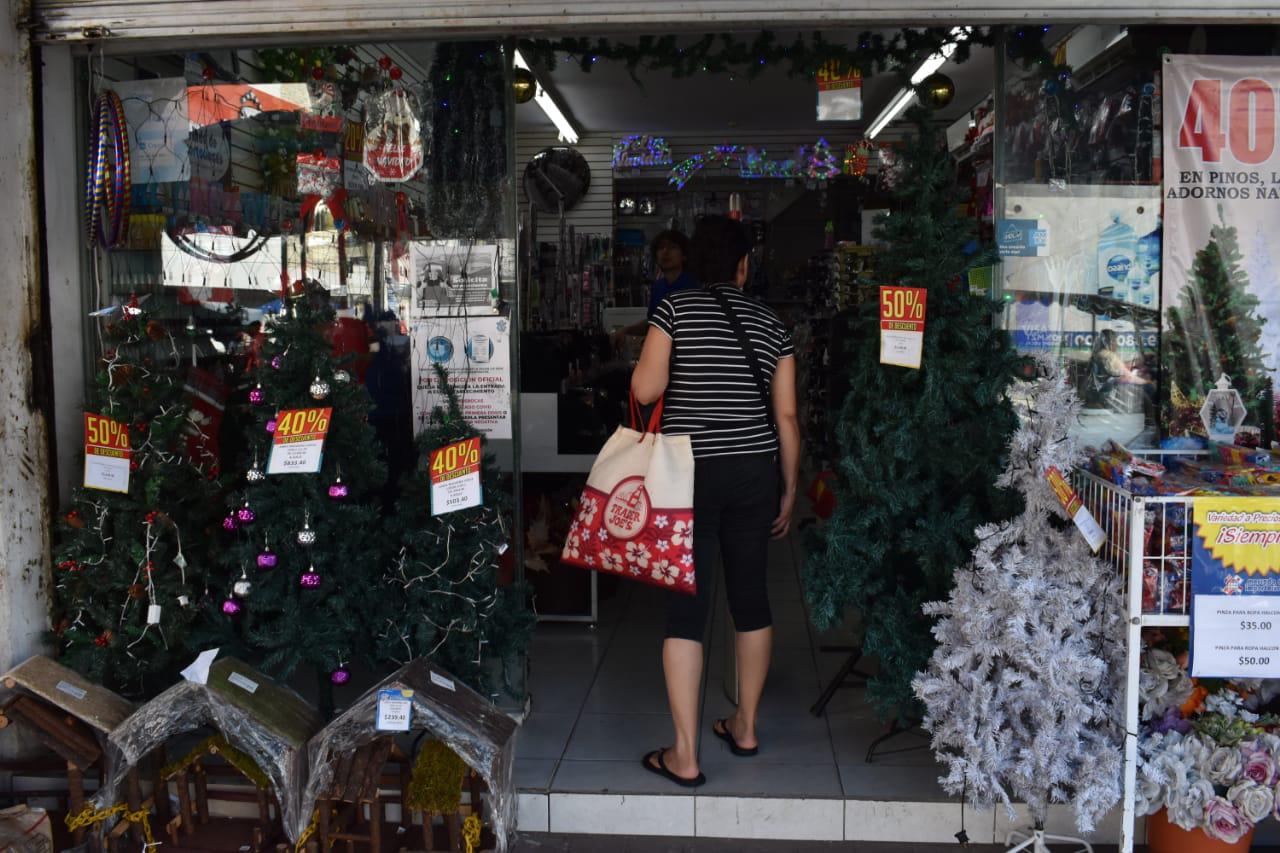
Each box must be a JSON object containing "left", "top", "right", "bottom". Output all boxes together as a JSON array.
[{"left": 628, "top": 391, "right": 664, "bottom": 435}]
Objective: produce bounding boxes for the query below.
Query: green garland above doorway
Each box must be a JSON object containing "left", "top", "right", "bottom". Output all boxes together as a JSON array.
[{"left": 518, "top": 26, "right": 1061, "bottom": 82}]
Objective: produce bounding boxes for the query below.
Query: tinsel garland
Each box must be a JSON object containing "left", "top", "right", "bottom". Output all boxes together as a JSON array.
[
  {"left": 85, "top": 90, "right": 131, "bottom": 248},
  {"left": 426, "top": 42, "right": 507, "bottom": 239}
]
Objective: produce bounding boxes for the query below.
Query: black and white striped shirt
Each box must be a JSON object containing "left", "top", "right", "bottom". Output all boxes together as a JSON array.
[{"left": 649, "top": 283, "right": 794, "bottom": 460}]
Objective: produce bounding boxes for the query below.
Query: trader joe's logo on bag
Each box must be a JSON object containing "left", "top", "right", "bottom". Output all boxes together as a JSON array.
[{"left": 604, "top": 477, "right": 651, "bottom": 540}]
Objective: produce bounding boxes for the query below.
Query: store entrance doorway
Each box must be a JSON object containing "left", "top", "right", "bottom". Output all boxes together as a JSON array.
[{"left": 509, "top": 30, "right": 991, "bottom": 840}]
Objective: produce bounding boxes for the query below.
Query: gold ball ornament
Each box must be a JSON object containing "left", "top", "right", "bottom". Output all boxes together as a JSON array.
[
  {"left": 512, "top": 67, "right": 537, "bottom": 105},
  {"left": 919, "top": 73, "right": 956, "bottom": 110}
]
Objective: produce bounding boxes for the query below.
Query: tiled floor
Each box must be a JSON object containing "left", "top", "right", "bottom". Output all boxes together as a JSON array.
[{"left": 516, "top": 533, "right": 947, "bottom": 804}]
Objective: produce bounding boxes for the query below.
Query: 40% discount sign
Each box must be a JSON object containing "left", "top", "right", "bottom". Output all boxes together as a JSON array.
[
  {"left": 879, "top": 286, "right": 927, "bottom": 369},
  {"left": 84, "top": 413, "right": 132, "bottom": 493},
  {"left": 267, "top": 408, "right": 332, "bottom": 475},
  {"left": 429, "top": 437, "right": 483, "bottom": 516}
]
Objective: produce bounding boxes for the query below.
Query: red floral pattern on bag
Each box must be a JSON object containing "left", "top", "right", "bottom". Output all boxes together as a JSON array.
[{"left": 561, "top": 484, "right": 696, "bottom": 594}]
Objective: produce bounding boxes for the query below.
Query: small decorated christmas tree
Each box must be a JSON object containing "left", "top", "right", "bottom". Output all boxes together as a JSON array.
[
  {"left": 208, "top": 291, "right": 386, "bottom": 703},
  {"left": 803, "top": 114, "right": 1021, "bottom": 720},
  {"left": 52, "top": 297, "right": 221, "bottom": 697},
  {"left": 1163, "top": 206, "right": 1272, "bottom": 436},
  {"left": 913, "top": 357, "right": 1126, "bottom": 833},
  {"left": 372, "top": 367, "right": 535, "bottom": 697}
]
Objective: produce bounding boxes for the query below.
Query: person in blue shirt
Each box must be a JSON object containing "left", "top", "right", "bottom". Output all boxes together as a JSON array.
[{"left": 612, "top": 229, "right": 697, "bottom": 349}]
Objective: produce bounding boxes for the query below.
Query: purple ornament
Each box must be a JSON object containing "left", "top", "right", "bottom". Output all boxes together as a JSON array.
[
  {"left": 330, "top": 668, "right": 350, "bottom": 685},
  {"left": 256, "top": 549, "right": 278, "bottom": 570},
  {"left": 222, "top": 514, "right": 239, "bottom": 531},
  {"left": 237, "top": 504, "right": 256, "bottom": 524},
  {"left": 299, "top": 569, "right": 322, "bottom": 588},
  {"left": 328, "top": 478, "right": 349, "bottom": 500},
  {"left": 221, "top": 598, "right": 242, "bottom": 615},
  {"left": 249, "top": 386, "right": 265, "bottom": 405},
  {"left": 266, "top": 419, "right": 278, "bottom": 433},
  {"left": 271, "top": 355, "right": 283, "bottom": 370}
]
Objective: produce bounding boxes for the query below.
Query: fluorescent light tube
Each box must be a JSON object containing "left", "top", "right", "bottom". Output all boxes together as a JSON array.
[{"left": 513, "top": 49, "right": 580, "bottom": 144}]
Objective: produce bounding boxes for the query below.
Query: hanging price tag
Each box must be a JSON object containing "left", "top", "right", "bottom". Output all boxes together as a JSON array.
[
  {"left": 267, "top": 408, "right": 332, "bottom": 475},
  {"left": 376, "top": 688, "right": 413, "bottom": 731},
  {"left": 428, "top": 437, "right": 483, "bottom": 516},
  {"left": 1044, "top": 466, "right": 1106, "bottom": 552},
  {"left": 879, "top": 286, "right": 927, "bottom": 369},
  {"left": 816, "top": 61, "right": 862, "bottom": 121},
  {"left": 84, "top": 413, "right": 132, "bottom": 493}
]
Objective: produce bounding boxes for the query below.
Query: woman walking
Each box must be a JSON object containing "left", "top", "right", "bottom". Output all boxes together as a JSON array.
[{"left": 630, "top": 215, "right": 800, "bottom": 786}]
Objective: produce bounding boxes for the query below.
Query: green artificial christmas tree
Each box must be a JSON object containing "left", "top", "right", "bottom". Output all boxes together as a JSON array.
[
  {"left": 372, "top": 366, "right": 535, "bottom": 697},
  {"left": 804, "top": 115, "right": 1022, "bottom": 720},
  {"left": 1162, "top": 206, "right": 1272, "bottom": 436},
  {"left": 208, "top": 292, "right": 386, "bottom": 701},
  {"left": 52, "top": 297, "right": 221, "bottom": 697}
]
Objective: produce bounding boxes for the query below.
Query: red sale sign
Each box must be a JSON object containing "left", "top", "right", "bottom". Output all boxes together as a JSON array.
[
  {"left": 1161, "top": 56, "right": 1280, "bottom": 440},
  {"left": 879, "top": 286, "right": 927, "bottom": 369}
]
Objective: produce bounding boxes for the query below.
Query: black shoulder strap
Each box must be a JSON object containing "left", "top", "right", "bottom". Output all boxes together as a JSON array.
[{"left": 708, "top": 287, "right": 775, "bottom": 431}]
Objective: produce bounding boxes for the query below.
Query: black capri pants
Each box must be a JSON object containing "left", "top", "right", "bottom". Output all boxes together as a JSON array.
[{"left": 665, "top": 453, "right": 778, "bottom": 641}]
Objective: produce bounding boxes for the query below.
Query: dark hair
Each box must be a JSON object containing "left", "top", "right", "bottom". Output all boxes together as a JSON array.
[
  {"left": 650, "top": 229, "right": 690, "bottom": 260},
  {"left": 690, "top": 216, "right": 752, "bottom": 284}
]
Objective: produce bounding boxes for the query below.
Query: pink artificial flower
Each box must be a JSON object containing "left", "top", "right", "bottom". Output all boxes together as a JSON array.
[
  {"left": 1204, "top": 797, "right": 1250, "bottom": 844},
  {"left": 1243, "top": 749, "right": 1278, "bottom": 786}
]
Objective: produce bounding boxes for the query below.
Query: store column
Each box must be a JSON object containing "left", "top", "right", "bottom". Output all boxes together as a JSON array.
[{"left": 0, "top": 2, "right": 53, "bottom": 748}]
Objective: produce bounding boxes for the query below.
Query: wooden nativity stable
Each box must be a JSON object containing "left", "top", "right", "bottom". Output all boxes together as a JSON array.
[
  {"left": 0, "top": 655, "right": 148, "bottom": 851},
  {"left": 302, "top": 659, "right": 519, "bottom": 853},
  {"left": 95, "top": 656, "right": 321, "bottom": 853}
]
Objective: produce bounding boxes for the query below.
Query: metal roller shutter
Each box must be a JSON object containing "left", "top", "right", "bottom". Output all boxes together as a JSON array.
[{"left": 27, "top": 0, "right": 1278, "bottom": 47}]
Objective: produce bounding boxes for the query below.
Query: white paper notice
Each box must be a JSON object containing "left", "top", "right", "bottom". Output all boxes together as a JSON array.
[
  {"left": 1192, "top": 595, "right": 1280, "bottom": 679},
  {"left": 429, "top": 671, "right": 456, "bottom": 692}
]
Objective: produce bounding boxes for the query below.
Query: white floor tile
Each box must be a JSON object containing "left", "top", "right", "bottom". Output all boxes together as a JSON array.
[
  {"left": 845, "top": 799, "right": 994, "bottom": 844},
  {"left": 695, "top": 796, "right": 844, "bottom": 841},
  {"left": 548, "top": 792, "right": 695, "bottom": 836},
  {"left": 516, "top": 793, "right": 549, "bottom": 833}
]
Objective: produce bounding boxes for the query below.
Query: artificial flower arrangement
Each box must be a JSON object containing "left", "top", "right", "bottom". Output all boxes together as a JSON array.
[{"left": 1136, "top": 632, "right": 1280, "bottom": 846}]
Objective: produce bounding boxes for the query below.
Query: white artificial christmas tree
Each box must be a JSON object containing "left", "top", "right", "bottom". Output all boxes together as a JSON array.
[{"left": 912, "top": 357, "right": 1126, "bottom": 850}]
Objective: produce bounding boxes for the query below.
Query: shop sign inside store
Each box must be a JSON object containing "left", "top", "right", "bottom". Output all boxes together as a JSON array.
[
  {"left": 83, "top": 413, "right": 132, "bottom": 493},
  {"left": 267, "top": 407, "right": 332, "bottom": 474},
  {"left": 878, "top": 285, "right": 927, "bottom": 369}
]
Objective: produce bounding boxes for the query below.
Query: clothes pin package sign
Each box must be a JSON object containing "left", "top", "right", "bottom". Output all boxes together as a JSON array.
[
  {"left": 1190, "top": 497, "right": 1280, "bottom": 679},
  {"left": 1044, "top": 466, "right": 1106, "bottom": 551},
  {"left": 267, "top": 408, "right": 332, "bottom": 475},
  {"left": 428, "top": 437, "right": 483, "bottom": 516},
  {"left": 879, "top": 286, "right": 927, "bottom": 369},
  {"left": 84, "top": 413, "right": 132, "bottom": 493}
]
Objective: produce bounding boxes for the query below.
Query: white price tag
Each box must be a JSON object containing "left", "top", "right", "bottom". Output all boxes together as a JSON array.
[
  {"left": 429, "top": 671, "right": 456, "bottom": 692},
  {"left": 267, "top": 409, "right": 331, "bottom": 475},
  {"left": 1192, "top": 594, "right": 1280, "bottom": 678},
  {"left": 376, "top": 688, "right": 413, "bottom": 731},
  {"left": 55, "top": 680, "right": 88, "bottom": 701},
  {"left": 227, "top": 671, "right": 259, "bottom": 694}
]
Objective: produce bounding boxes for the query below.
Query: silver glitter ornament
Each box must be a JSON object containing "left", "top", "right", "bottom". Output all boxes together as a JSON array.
[{"left": 309, "top": 376, "right": 331, "bottom": 400}]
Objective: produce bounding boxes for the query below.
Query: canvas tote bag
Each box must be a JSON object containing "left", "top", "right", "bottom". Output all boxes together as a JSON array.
[{"left": 560, "top": 396, "right": 696, "bottom": 594}]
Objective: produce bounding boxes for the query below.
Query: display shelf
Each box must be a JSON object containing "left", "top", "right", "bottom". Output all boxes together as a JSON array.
[{"left": 1072, "top": 456, "right": 1202, "bottom": 853}]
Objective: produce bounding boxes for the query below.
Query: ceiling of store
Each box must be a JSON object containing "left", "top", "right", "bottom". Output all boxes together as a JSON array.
[{"left": 515, "top": 31, "right": 996, "bottom": 137}]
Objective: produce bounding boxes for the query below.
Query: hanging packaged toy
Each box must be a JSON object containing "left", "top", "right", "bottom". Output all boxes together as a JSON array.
[{"left": 363, "top": 83, "right": 424, "bottom": 183}]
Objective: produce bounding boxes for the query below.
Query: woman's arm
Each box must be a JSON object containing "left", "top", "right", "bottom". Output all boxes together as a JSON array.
[
  {"left": 771, "top": 355, "right": 800, "bottom": 538},
  {"left": 631, "top": 326, "right": 672, "bottom": 405}
]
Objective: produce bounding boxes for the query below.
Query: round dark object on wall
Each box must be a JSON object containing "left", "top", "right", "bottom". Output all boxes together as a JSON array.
[{"left": 524, "top": 146, "right": 591, "bottom": 212}]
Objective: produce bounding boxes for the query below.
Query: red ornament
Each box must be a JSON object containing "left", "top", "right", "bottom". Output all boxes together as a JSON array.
[
  {"left": 144, "top": 561, "right": 155, "bottom": 573},
  {"left": 66, "top": 510, "right": 84, "bottom": 529},
  {"left": 378, "top": 56, "right": 392, "bottom": 70},
  {"left": 145, "top": 511, "right": 159, "bottom": 524},
  {"left": 201, "top": 66, "right": 215, "bottom": 81},
  {"left": 311, "top": 66, "right": 326, "bottom": 80},
  {"left": 389, "top": 67, "right": 403, "bottom": 81},
  {"left": 130, "top": 460, "right": 140, "bottom": 471},
  {"left": 94, "top": 631, "right": 113, "bottom": 647},
  {"left": 282, "top": 218, "right": 295, "bottom": 232}
]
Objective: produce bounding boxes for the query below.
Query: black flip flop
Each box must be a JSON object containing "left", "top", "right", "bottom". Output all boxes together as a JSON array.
[
  {"left": 713, "top": 718, "right": 759, "bottom": 757},
  {"left": 641, "top": 748, "right": 706, "bottom": 788}
]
